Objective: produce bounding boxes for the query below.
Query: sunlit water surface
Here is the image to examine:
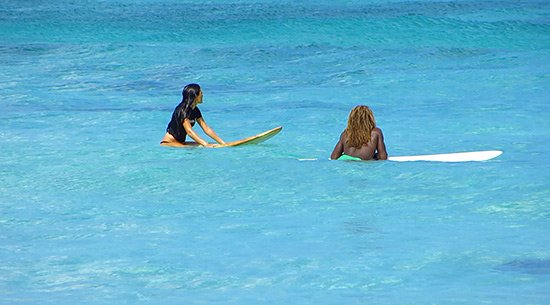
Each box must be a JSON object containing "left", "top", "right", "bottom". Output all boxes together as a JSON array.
[{"left": 1, "top": 1, "right": 549, "bottom": 304}]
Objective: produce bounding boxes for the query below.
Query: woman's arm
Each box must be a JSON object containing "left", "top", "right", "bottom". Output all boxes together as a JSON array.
[
  {"left": 197, "top": 117, "right": 226, "bottom": 144},
  {"left": 376, "top": 128, "right": 388, "bottom": 160},
  {"left": 183, "top": 118, "right": 211, "bottom": 147},
  {"left": 330, "top": 133, "right": 345, "bottom": 160}
]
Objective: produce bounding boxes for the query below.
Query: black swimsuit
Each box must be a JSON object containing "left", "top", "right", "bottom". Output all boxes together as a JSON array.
[{"left": 166, "top": 104, "right": 202, "bottom": 143}]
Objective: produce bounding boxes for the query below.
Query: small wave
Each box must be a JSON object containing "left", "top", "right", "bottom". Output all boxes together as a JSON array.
[{"left": 497, "top": 259, "right": 550, "bottom": 275}]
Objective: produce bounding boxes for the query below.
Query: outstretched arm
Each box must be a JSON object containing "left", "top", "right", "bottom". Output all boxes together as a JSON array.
[
  {"left": 330, "top": 133, "right": 345, "bottom": 160},
  {"left": 376, "top": 128, "right": 388, "bottom": 160},
  {"left": 183, "top": 118, "right": 211, "bottom": 147},
  {"left": 197, "top": 117, "right": 226, "bottom": 144}
]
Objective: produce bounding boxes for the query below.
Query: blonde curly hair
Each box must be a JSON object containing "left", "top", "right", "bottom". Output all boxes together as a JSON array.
[{"left": 344, "top": 105, "right": 376, "bottom": 148}]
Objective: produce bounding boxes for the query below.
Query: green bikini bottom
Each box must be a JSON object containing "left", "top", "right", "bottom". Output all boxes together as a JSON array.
[{"left": 337, "top": 154, "right": 362, "bottom": 161}]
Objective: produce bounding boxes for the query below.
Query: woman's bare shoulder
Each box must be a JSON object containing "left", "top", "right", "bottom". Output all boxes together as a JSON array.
[
  {"left": 371, "top": 127, "right": 383, "bottom": 135},
  {"left": 339, "top": 130, "right": 347, "bottom": 140}
]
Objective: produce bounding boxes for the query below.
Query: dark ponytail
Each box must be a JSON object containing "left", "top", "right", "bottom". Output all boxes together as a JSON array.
[{"left": 179, "top": 83, "right": 201, "bottom": 118}]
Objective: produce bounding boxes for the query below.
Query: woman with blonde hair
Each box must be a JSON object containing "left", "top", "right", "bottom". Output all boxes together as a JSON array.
[{"left": 330, "top": 105, "right": 388, "bottom": 161}]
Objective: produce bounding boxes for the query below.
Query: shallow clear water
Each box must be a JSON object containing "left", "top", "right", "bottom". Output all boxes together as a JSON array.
[{"left": 1, "top": 1, "right": 549, "bottom": 304}]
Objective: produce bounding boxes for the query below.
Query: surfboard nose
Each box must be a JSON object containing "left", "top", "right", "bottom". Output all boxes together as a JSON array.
[{"left": 388, "top": 150, "right": 503, "bottom": 162}]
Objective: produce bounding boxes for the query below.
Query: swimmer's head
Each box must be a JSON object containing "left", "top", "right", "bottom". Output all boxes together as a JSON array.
[
  {"left": 182, "top": 83, "right": 202, "bottom": 108},
  {"left": 345, "top": 105, "right": 376, "bottom": 148}
]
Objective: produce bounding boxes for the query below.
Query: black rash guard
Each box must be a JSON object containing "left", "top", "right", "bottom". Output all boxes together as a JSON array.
[{"left": 166, "top": 104, "right": 202, "bottom": 143}]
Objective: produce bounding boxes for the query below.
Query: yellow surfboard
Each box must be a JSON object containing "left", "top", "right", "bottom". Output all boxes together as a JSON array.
[{"left": 216, "top": 126, "right": 282, "bottom": 147}]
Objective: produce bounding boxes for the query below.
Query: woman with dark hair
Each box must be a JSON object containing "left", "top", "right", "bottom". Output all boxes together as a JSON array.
[
  {"left": 330, "top": 105, "right": 388, "bottom": 161},
  {"left": 160, "top": 84, "right": 225, "bottom": 147}
]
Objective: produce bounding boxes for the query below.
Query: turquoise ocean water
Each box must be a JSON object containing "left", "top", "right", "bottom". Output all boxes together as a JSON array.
[{"left": 1, "top": 1, "right": 549, "bottom": 304}]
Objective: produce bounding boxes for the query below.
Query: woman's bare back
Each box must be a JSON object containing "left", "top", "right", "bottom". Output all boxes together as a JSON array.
[{"left": 330, "top": 127, "right": 388, "bottom": 160}]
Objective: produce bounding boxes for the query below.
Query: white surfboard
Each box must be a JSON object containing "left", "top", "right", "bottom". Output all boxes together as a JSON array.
[
  {"left": 388, "top": 150, "right": 502, "bottom": 162},
  {"left": 298, "top": 150, "right": 503, "bottom": 162}
]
